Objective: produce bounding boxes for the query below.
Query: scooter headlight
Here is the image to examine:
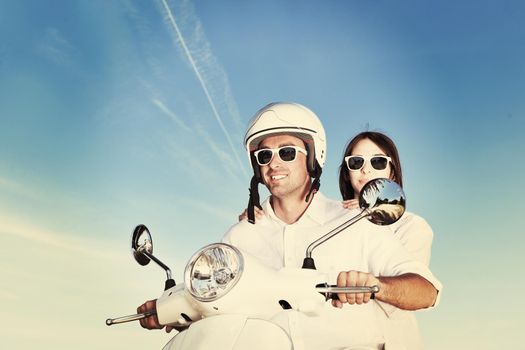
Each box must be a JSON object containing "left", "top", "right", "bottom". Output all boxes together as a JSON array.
[{"left": 184, "top": 243, "right": 244, "bottom": 302}]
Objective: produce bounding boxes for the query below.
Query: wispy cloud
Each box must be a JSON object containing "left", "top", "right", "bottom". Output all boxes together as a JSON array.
[
  {"left": 0, "top": 44, "right": 8, "bottom": 70},
  {"left": 152, "top": 98, "right": 192, "bottom": 132},
  {"left": 35, "top": 28, "right": 76, "bottom": 66},
  {"left": 0, "top": 214, "right": 119, "bottom": 261},
  {"left": 164, "top": 135, "right": 228, "bottom": 185},
  {"left": 0, "top": 290, "right": 18, "bottom": 301},
  {"left": 195, "top": 124, "right": 241, "bottom": 181},
  {"left": 182, "top": 196, "right": 238, "bottom": 223},
  {"left": 0, "top": 176, "right": 41, "bottom": 200},
  {"left": 159, "top": 0, "right": 247, "bottom": 177}
]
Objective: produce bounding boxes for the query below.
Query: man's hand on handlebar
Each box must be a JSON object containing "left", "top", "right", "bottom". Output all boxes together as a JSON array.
[
  {"left": 331, "top": 271, "right": 380, "bottom": 308},
  {"left": 137, "top": 299, "right": 178, "bottom": 333}
]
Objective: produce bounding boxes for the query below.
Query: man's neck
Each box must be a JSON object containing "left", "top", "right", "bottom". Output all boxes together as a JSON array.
[{"left": 271, "top": 190, "right": 314, "bottom": 224}]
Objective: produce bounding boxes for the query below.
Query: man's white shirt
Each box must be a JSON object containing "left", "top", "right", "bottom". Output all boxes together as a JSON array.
[{"left": 222, "top": 192, "right": 441, "bottom": 350}]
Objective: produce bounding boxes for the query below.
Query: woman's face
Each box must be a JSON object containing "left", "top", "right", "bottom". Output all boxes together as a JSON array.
[{"left": 347, "top": 138, "right": 393, "bottom": 198}]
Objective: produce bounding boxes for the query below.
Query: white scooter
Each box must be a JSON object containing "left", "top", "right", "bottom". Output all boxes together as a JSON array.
[{"left": 106, "top": 178, "right": 405, "bottom": 350}]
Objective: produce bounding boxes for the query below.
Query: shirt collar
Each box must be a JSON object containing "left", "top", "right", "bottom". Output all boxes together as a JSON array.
[
  {"left": 303, "top": 191, "right": 329, "bottom": 225},
  {"left": 262, "top": 191, "right": 329, "bottom": 226}
]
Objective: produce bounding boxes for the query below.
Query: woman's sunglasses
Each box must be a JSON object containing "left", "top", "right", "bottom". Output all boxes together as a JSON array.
[
  {"left": 345, "top": 155, "right": 392, "bottom": 171},
  {"left": 254, "top": 146, "right": 307, "bottom": 166}
]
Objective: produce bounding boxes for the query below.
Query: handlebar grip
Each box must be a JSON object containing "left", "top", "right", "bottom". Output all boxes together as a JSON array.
[
  {"left": 106, "top": 310, "right": 156, "bottom": 326},
  {"left": 316, "top": 283, "right": 379, "bottom": 301},
  {"left": 330, "top": 292, "right": 375, "bottom": 300}
]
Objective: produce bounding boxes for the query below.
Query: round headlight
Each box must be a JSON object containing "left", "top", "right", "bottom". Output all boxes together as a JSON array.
[{"left": 184, "top": 243, "right": 244, "bottom": 302}]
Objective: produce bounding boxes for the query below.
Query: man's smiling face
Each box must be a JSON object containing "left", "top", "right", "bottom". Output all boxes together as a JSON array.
[{"left": 258, "top": 134, "right": 310, "bottom": 199}]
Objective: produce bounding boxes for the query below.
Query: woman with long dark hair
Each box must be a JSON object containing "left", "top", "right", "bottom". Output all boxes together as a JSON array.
[
  {"left": 338, "top": 131, "right": 432, "bottom": 265},
  {"left": 338, "top": 131, "right": 435, "bottom": 349}
]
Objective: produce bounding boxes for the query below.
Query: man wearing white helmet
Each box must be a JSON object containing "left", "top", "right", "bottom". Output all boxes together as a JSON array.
[
  {"left": 243, "top": 102, "right": 326, "bottom": 225},
  {"left": 222, "top": 102, "right": 441, "bottom": 349}
]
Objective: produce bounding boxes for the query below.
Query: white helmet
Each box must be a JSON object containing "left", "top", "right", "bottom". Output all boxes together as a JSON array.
[
  {"left": 244, "top": 102, "right": 327, "bottom": 223},
  {"left": 244, "top": 102, "right": 326, "bottom": 180}
]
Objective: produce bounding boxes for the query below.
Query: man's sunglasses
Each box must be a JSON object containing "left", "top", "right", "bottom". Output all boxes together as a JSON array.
[
  {"left": 345, "top": 155, "right": 392, "bottom": 171},
  {"left": 254, "top": 146, "right": 307, "bottom": 166}
]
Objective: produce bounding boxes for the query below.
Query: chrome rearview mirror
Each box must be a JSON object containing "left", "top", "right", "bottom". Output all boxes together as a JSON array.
[
  {"left": 132, "top": 224, "right": 153, "bottom": 266},
  {"left": 360, "top": 178, "right": 405, "bottom": 225},
  {"left": 303, "top": 178, "right": 405, "bottom": 269},
  {"left": 131, "top": 224, "right": 176, "bottom": 289}
]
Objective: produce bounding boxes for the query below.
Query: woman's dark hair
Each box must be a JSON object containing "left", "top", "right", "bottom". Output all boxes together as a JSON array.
[{"left": 338, "top": 131, "right": 403, "bottom": 200}]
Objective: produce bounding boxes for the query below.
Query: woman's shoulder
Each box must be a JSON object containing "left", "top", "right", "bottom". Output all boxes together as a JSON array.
[
  {"left": 391, "top": 211, "right": 434, "bottom": 265},
  {"left": 392, "top": 211, "right": 433, "bottom": 239},
  {"left": 398, "top": 211, "right": 429, "bottom": 225}
]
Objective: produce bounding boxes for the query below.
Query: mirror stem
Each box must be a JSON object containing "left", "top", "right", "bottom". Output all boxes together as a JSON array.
[
  {"left": 142, "top": 251, "right": 173, "bottom": 282},
  {"left": 302, "top": 209, "right": 370, "bottom": 269}
]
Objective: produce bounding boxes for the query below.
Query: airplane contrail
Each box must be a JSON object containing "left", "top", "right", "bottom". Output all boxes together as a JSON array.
[
  {"left": 152, "top": 98, "right": 192, "bottom": 132},
  {"left": 160, "top": 0, "right": 247, "bottom": 178}
]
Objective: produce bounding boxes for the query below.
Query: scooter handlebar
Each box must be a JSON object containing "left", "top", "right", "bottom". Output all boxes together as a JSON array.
[
  {"left": 315, "top": 284, "right": 379, "bottom": 301},
  {"left": 106, "top": 310, "right": 156, "bottom": 326}
]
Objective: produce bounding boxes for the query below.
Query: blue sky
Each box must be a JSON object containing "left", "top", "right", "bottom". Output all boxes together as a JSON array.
[{"left": 1, "top": 0, "right": 524, "bottom": 348}]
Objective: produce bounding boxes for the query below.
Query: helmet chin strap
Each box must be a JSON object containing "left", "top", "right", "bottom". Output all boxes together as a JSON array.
[
  {"left": 247, "top": 176, "right": 262, "bottom": 224},
  {"left": 305, "top": 176, "right": 320, "bottom": 203},
  {"left": 247, "top": 174, "right": 321, "bottom": 225}
]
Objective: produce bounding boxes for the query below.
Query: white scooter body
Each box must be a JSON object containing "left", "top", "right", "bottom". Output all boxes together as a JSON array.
[
  {"left": 148, "top": 247, "right": 329, "bottom": 350},
  {"left": 106, "top": 179, "right": 405, "bottom": 350},
  {"left": 155, "top": 250, "right": 328, "bottom": 328},
  {"left": 162, "top": 314, "right": 292, "bottom": 350}
]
